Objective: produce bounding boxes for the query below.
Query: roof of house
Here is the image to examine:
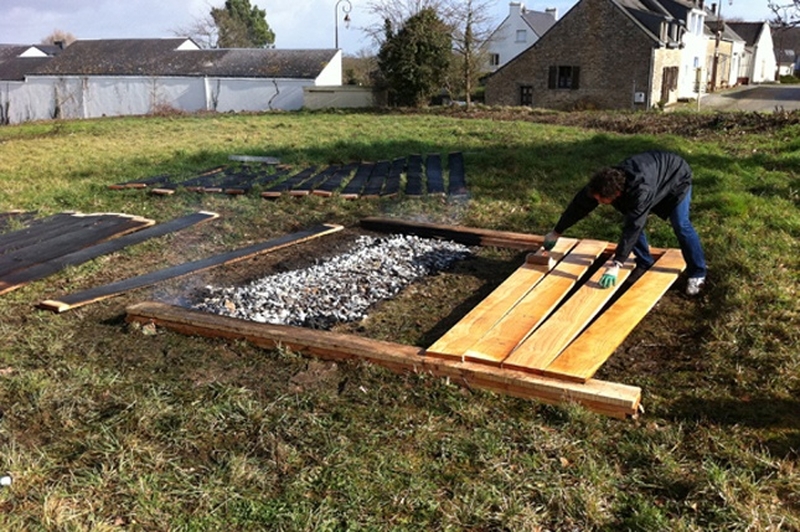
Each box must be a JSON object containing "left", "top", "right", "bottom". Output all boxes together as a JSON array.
[
  {"left": 521, "top": 9, "right": 557, "bottom": 36},
  {"left": 726, "top": 22, "right": 766, "bottom": 47},
  {"left": 0, "top": 57, "right": 53, "bottom": 81},
  {"left": 29, "top": 38, "right": 338, "bottom": 79},
  {"left": 612, "top": 0, "right": 680, "bottom": 46}
]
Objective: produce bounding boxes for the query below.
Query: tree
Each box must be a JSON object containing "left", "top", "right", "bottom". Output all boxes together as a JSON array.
[
  {"left": 448, "top": 0, "right": 495, "bottom": 107},
  {"left": 770, "top": 1, "right": 800, "bottom": 26},
  {"left": 211, "top": 0, "right": 275, "bottom": 48},
  {"left": 378, "top": 8, "right": 452, "bottom": 106}
]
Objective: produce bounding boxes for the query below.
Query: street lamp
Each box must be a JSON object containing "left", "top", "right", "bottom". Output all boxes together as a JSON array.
[{"left": 335, "top": 0, "right": 352, "bottom": 49}]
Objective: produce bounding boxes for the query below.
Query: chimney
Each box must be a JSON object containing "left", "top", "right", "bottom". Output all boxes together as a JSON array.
[
  {"left": 510, "top": 2, "right": 523, "bottom": 17},
  {"left": 545, "top": 7, "right": 558, "bottom": 19},
  {"left": 711, "top": 3, "right": 717, "bottom": 15},
  {"left": 54, "top": 40, "right": 65, "bottom": 50}
]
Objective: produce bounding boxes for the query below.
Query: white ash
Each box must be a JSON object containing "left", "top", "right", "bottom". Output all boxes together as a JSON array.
[{"left": 193, "top": 234, "right": 472, "bottom": 329}]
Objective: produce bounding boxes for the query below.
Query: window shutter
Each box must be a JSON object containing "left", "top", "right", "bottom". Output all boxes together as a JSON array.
[
  {"left": 571, "top": 66, "right": 580, "bottom": 90},
  {"left": 548, "top": 66, "right": 557, "bottom": 89}
]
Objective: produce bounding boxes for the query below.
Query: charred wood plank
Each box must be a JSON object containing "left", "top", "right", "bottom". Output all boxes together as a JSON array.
[
  {"left": 425, "top": 153, "right": 445, "bottom": 195},
  {"left": 38, "top": 224, "right": 344, "bottom": 313},
  {"left": 340, "top": 163, "right": 374, "bottom": 200},
  {"left": 447, "top": 152, "right": 468, "bottom": 196},
  {"left": 0, "top": 211, "right": 218, "bottom": 295}
]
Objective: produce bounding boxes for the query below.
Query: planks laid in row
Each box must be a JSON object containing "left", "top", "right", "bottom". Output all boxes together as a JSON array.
[
  {"left": 108, "top": 152, "right": 469, "bottom": 200},
  {"left": 0, "top": 211, "right": 218, "bottom": 296}
]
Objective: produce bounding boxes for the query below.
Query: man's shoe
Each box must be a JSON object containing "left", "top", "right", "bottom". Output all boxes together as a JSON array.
[{"left": 686, "top": 276, "right": 705, "bottom": 296}]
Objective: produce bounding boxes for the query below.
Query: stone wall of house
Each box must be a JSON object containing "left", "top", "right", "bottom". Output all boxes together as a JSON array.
[
  {"left": 651, "top": 47, "right": 684, "bottom": 107},
  {"left": 485, "top": 0, "right": 678, "bottom": 110}
]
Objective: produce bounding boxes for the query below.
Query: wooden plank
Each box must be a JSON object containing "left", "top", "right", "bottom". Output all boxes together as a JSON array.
[
  {"left": 382, "top": 157, "right": 405, "bottom": 197},
  {"left": 463, "top": 239, "right": 608, "bottom": 365},
  {"left": 151, "top": 166, "right": 225, "bottom": 195},
  {"left": 202, "top": 166, "right": 259, "bottom": 193},
  {"left": 424, "top": 237, "right": 579, "bottom": 361},
  {"left": 502, "top": 260, "right": 636, "bottom": 372},
  {"left": 108, "top": 174, "right": 171, "bottom": 190},
  {"left": 125, "top": 301, "right": 642, "bottom": 418},
  {"left": 0, "top": 213, "right": 105, "bottom": 252},
  {"left": 425, "top": 153, "right": 445, "bottom": 195},
  {"left": 261, "top": 167, "right": 317, "bottom": 198},
  {"left": 226, "top": 168, "right": 289, "bottom": 195},
  {"left": 312, "top": 164, "right": 357, "bottom": 197},
  {"left": 361, "top": 160, "right": 389, "bottom": 198},
  {"left": 0, "top": 211, "right": 218, "bottom": 296},
  {"left": 290, "top": 166, "right": 339, "bottom": 197},
  {"left": 37, "top": 224, "right": 344, "bottom": 313},
  {"left": 0, "top": 215, "right": 154, "bottom": 278},
  {"left": 404, "top": 154, "right": 424, "bottom": 196},
  {"left": 542, "top": 249, "right": 686, "bottom": 383},
  {"left": 228, "top": 154, "right": 280, "bottom": 164},
  {"left": 340, "top": 162, "right": 374, "bottom": 199},
  {"left": 447, "top": 152, "right": 467, "bottom": 196}
]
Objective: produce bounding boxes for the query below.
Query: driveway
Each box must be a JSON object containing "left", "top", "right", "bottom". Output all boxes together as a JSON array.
[{"left": 698, "top": 84, "right": 800, "bottom": 112}]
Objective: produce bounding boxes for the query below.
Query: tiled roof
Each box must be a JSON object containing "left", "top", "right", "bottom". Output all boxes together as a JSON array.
[
  {"left": 521, "top": 10, "right": 557, "bottom": 37},
  {"left": 726, "top": 22, "right": 764, "bottom": 47},
  {"left": 31, "top": 38, "right": 338, "bottom": 79},
  {"left": 0, "top": 57, "right": 53, "bottom": 81}
]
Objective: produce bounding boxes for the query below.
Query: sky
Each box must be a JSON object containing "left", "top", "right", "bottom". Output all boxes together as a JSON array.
[{"left": 0, "top": 0, "right": 777, "bottom": 56}]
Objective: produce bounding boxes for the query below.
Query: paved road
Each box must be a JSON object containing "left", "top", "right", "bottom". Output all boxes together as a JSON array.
[{"left": 698, "top": 84, "right": 800, "bottom": 112}]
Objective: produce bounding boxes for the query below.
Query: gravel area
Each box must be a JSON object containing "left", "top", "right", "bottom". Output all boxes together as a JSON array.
[{"left": 193, "top": 234, "right": 472, "bottom": 329}]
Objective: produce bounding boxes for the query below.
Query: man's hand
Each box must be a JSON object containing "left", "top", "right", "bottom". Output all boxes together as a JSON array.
[
  {"left": 543, "top": 231, "right": 560, "bottom": 251},
  {"left": 599, "top": 260, "right": 622, "bottom": 289}
]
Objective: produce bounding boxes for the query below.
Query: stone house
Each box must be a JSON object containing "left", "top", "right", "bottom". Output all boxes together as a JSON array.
[
  {"left": 703, "top": 5, "right": 746, "bottom": 91},
  {"left": 483, "top": 2, "right": 558, "bottom": 72},
  {"left": 484, "top": 0, "right": 685, "bottom": 110}
]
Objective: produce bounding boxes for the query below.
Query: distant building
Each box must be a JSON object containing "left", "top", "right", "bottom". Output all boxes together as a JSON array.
[
  {"left": 0, "top": 38, "right": 343, "bottom": 125},
  {"left": 483, "top": 2, "right": 557, "bottom": 73}
]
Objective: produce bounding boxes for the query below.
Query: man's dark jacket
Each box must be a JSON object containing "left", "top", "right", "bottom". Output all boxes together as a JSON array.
[{"left": 553, "top": 150, "right": 692, "bottom": 263}]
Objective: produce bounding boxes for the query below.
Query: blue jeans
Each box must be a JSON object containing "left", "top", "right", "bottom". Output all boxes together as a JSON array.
[{"left": 632, "top": 186, "right": 707, "bottom": 278}]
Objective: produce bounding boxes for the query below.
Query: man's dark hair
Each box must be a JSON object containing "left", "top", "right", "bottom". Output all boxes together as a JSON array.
[{"left": 588, "top": 167, "right": 626, "bottom": 200}]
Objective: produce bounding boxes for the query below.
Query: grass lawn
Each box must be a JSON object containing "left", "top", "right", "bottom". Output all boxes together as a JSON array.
[{"left": 0, "top": 109, "right": 798, "bottom": 530}]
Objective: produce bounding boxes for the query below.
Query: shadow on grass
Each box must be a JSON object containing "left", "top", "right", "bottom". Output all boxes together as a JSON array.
[{"left": 666, "top": 395, "right": 800, "bottom": 457}]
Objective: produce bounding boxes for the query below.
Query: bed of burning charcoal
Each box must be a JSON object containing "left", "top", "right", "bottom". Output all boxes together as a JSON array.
[{"left": 192, "top": 233, "right": 473, "bottom": 330}]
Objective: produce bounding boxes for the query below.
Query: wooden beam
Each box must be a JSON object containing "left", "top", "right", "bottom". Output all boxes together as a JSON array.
[
  {"left": 424, "top": 237, "right": 579, "bottom": 361},
  {"left": 37, "top": 224, "right": 343, "bottom": 313},
  {"left": 542, "top": 249, "right": 686, "bottom": 383},
  {"left": 360, "top": 217, "right": 672, "bottom": 256},
  {"left": 125, "top": 301, "right": 642, "bottom": 418},
  {"left": 0, "top": 211, "right": 218, "bottom": 296}
]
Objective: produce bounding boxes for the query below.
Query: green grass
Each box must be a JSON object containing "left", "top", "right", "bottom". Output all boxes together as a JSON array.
[{"left": 0, "top": 109, "right": 798, "bottom": 530}]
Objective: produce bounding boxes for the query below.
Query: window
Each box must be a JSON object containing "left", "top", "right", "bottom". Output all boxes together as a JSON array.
[
  {"left": 548, "top": 65, "right": 580, "bottom": 90},
  {"left": 516, "top": 29, "right": 527, "bottom": 43},
  {"left": 489, "top": 53, "right": 500, "bottom": 66},
  {"left": 520, "top": 85, "right": 533, "bottom": 106}
]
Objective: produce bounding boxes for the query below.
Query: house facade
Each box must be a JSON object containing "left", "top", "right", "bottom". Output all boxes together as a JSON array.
[
  {"left": 483, "top": 2, "right": 558, "bottom": 72},
  {"left": 484, "top": 0, "right": 685, "bottom": 110},
  {"left": 0, "top": 38, "right": 342, "bottom": 125},
  {"left": 703, "top": 6, "right": 746, "bottom": 90},
  {"left": 727, "top": 22, "right": 777, "bottom": 83}
]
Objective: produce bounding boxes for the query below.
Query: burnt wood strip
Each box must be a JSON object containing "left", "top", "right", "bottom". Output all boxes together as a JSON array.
[
  {"left": 290, "top": 166, "right": 340, "bottom": 197},
  {"left": 425, "top": 153, "right": 445, "bottom": 195},
  {"left": 361, "top": 160, "right": 390, "bottom": 198},
  {"left": 38, "top": 224, "right": 344, "bottom": 313},
  {"left": 124, "top": 301, "right": 642, "bottom": 419},
  {"left": 447, "top": 152, "right": 468, "bottom": 196},
  {"left": 404, "top": 154, "right": 424, "bottom": 196},
  {"left": 0, "top": 213, "right": 105, "bottom": 252},
  {"left": 312, "top": 164, "right": 357, "bottom": 197},
  {"left": 0, "top": 212, "right": 218, "bottom": 296},
  {"left": 108, "top": 174, "right": 171, "bottom": 190},
  {"left": 382, "top": 157, "right": 405, "bottom": 197},
  {"left": 360, "top": 217, "right": 669, "bottom": 256},
  {"left": 151, "top": 166, "right": 226, "bottom": 195},
  {"left": 0, "top": 215, "right": 154, "bottom": 278},
  {"left": 227, "top": 168, "right": 290, "bottom": 195},
  {"left": 261, "top": 167, "right": 318, "bottom": 198},
  {"left": 340, "top": 163, "right": 374, "bottom": 199},
  {"left": 198, "top": 167, "right": 249, "bottom": 193}
]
